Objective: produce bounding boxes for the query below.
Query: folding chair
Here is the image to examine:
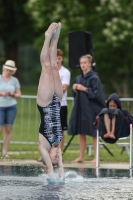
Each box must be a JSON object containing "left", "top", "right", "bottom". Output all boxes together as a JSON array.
[{"left": 96, "top": 124, "right": 133, "bottom": 169}]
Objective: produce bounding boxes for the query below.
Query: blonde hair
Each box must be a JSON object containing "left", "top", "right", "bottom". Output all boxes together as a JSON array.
[
  {"left": 57, "top": 49, "right": 63, "bottom": 57},
  {"left": 80, "top": 54, "right": 93, "bottom": 63}
]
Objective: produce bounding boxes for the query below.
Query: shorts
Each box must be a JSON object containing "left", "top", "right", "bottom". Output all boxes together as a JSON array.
[
  {"left": 0, "top": 105, "right": 17, "bottom": 127},
  {"left": 60, "top": 106, "right": 68, "bottom": 131},
  {"left": 37, "top": 94, "right": 62, "bottom": 146}
]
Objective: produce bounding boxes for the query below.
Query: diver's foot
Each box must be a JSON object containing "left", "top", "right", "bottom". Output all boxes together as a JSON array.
[
  {"left": 45, "top": 22, "right": 58, "bottom": 38},
  {"left": 52, "top": 22, "right": 62, "bottom": 39},
  {"left": 72, "top": 158, "right": 84, "bottom": 163}
]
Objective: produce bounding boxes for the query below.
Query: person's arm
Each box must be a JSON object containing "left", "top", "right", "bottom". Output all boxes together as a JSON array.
[
  {"left": 72, "top": 76, "right": 81, "bottom": 97},
  {"left": 9, "top": 78, "right": 21, "bottom": 98},
  {"left": 62, "top": 84, "right": 68, "bottom": 93},
  {"left": 76, "top": 84, "right": 88, "bottom": 93},
  {"left": 86, "top": 76, "right": 102, "bottom": 99},
  {"left": 62, "top": 69, "right": 70, "bottom": 93},
  {"left": 8, "top": 88, "right": 21, "bottom": 98},
  {"left": 0, "top": 91, "right": 9, "bottom": 97},
  {"left": 123, "top": 110, "right": 133, "bottom": 125},
  {"left": 14, "top": 88, "right": 21, "bottom": 98},
  {"left": 76, "top": 76, "right": 101, "bottom": 96},
  {"left": 72, "top": 83, "right": 78, "bottom": 93},
  {"left": 58, "top": 147, "right": 64, "bottom": 178},
  {"left": 41, "top": 148, "right": 55, "bottom": 178}
]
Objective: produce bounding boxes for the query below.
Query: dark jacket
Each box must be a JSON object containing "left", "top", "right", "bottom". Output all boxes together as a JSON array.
[
  {"left": 106, "top": 93, "right": 121, "bottom": 109},
  {"left": 68, "top": 70, "right": 106, "bottom": 137},
  {"left": 98, "top": 93, "right": 133, "bottom": 143}
]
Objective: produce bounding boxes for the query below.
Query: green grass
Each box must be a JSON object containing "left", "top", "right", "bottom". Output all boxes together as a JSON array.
[
  {"left": 0, "top": 85, "right": 132, "bottom": 163},
  {"left": 21, "top": 85, "right": 38, "bottom": 95},
  {"left": 0, "top": 132, "right": 130, "bottom": 163},
  {"left": 62, "top": 135, "right": 130, "bottom": 163}
]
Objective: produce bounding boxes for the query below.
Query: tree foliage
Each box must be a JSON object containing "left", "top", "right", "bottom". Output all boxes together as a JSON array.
[
  {"left": 0, "top": 0, "right": 133, "bottom": 97},
  {"left": 95, "top": 0, "right": 133, "bottom": 97},
  {"left": 0, "top": 0, "right": 35, "bottom": 78},
  {"left": 26, "top": 0, "right": 100, "bottom": 85}
]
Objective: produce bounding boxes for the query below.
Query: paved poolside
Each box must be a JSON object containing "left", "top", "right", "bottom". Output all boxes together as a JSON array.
[{"left": 0, "top": 158, "right": 130, "bottom": 169}]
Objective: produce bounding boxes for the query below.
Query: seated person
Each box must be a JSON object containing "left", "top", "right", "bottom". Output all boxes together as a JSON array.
[{"left": 97, "top": 93, "right": 133, "bottom": 144}]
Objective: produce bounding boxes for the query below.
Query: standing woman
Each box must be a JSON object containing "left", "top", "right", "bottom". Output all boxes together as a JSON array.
[
  {"left": 68, "top": 54, "right": 105, "bottom": 164},
  {"left": 0, "top": 60, "right": 21, "bottom": 157}
]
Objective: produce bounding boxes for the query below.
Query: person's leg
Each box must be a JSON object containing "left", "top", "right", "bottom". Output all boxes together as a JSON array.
[
  {"left": 0, "top": 107, "right": 4, "bottom": 135},
  {"left": 49, "top": 22, "right": 63, "bottom": 102},
  {"left": 72, "top": 134, "right": 86, "bottom": 163},
  {"left": 2, "top": 105, "right": 17, "bottom": 157},
  {"left": 90, "top": 137, "right": 97, "bottom": 164},
  {"left": 37, "top": 22, "right": 58, "bottom": 107},
  {"left": 60, "top": 106, "right": 68, "bottom": 151},
  {"left": 110, "top": 115, "right": 116, "bottom": 139},
  {"left": 0, "top": 127, "right": 2, "bottom": 134},
  {"left": 37, "top": 22, "right": 62, "bottom": 162},
  {"left": 37, "top": 23, "right": 63, "bottom": 177},
  {"left": 2, "top": 126, "right": 12, "bottom": 156},
  {"left": 37, "top": 23, "right": 58, "bottom": 163},
  {"left": 103, "top": 113, "right": 112, "bottom": 138}
]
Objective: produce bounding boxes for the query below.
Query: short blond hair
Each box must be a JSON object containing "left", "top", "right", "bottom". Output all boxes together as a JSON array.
[{"left": 80, "top": 54, "right": 93, "bottom": 63}]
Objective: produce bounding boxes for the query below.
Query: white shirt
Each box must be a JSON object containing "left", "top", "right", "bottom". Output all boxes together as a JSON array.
[{"left": 59, "top": 66, "right": 71, "bottom": 106}]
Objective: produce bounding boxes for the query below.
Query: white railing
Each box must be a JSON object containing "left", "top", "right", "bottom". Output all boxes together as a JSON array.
[
  {"left": 0, "top": 95, "right": 133, "bottom": 146},
  {"left": 0, "top": 95, "right": 74, "bottom": 146}
]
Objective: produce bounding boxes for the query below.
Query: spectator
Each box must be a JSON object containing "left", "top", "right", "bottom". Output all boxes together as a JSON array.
[
  {"left": 98, "top": 93, "right": 133, "bottom": 143},
  {"left": 57, "top": 49, "right": 71, "bottom": 151},
  {"left": 0, "top": 60, "right": 21, "bottom": 158},
  {"left": 68, "top": 54, "right": 105, "bottom": 164}
]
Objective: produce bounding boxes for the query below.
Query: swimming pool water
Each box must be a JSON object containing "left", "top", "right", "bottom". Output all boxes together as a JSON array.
[{"left": 0, "top": 165, "right": 133, "bottom": 200}]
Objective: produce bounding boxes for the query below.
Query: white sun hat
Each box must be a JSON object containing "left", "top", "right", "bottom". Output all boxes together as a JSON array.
[{"left": 3, "top": 60, "right": 17, "bottom": 74}]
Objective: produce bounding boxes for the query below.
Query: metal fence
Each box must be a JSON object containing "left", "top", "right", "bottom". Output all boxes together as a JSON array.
[
  {"left": 0, "top": 95, "right": 133, "bottom": 146},
  {"left": 0, "top": 95, "right": 74, "bottom": 146}
]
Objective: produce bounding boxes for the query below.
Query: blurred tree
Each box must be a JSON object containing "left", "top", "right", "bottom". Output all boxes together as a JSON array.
[
  {"left": 26, "top": 0, "right": 100, "bottom": 86},
  {"left": 1, "top": 0, "right": 132, "bottom": 97},
  {"left": 0, "top": 0, "right": 35, "bottom": 79},
  {"left": 95, "top": 0, "right": 133, "bottom": 97}
]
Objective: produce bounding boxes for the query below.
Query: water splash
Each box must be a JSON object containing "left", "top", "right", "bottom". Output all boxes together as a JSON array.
[{"left": 0, "top": 166, "right": 133, "bottom": 199}]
